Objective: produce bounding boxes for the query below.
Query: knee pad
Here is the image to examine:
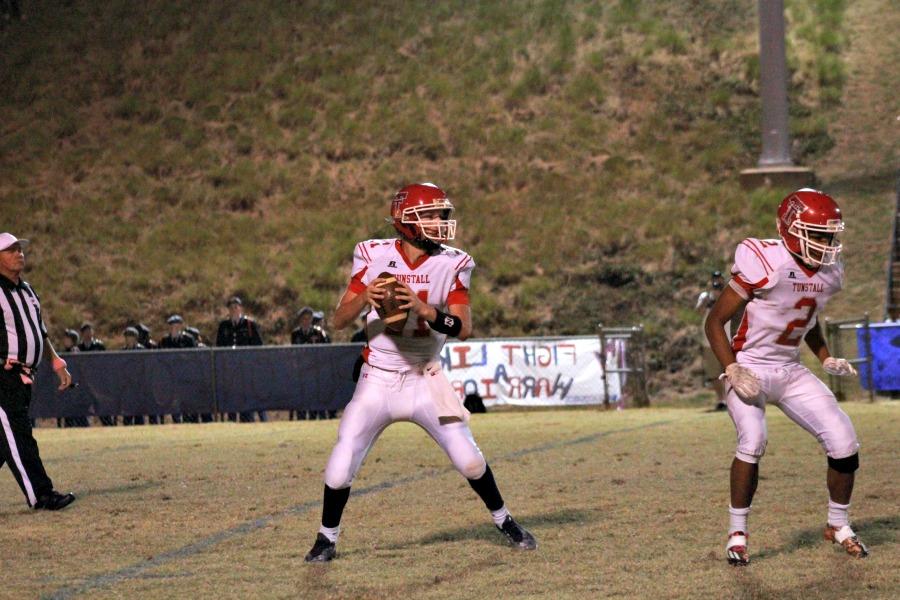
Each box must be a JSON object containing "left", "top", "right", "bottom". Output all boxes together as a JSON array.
[
  {"left": 827, "top": 453, "right": 859, "bottom": 474},
  {"left": 324, "top": 450, "right": 357, "bottom": 489},
  {"left": 324, "top": 469, "right": 353, "bottom": 490},
  {"left": 458, "top": 456, "right": 487, "bottom": 480}
]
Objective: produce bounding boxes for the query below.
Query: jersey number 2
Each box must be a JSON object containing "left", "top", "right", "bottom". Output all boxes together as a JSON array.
[{"left": 775, "top": 297, "right": 817, "bottom": 346}]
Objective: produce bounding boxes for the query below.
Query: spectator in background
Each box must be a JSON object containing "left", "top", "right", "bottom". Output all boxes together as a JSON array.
[
  {"left": 291, "top": 306, "right": 333, "bottom": 420},
  {"left": 61, "top": 329, "right": 80, "bottom": 353},
  {"left": 121, "top": 327, "right": 146, "bottom": 426},
  {"left": 159, "top": 314, "right": 196, "bottom": 424},
  {"left": 291, "top": 307, "right": 330, "bottom": 344},
  {"left": 696, "top": 270, "right": 728, "bottom": 410},
  {"left": 136, "top": 322, "right": 158, "bottom": 349},
  {"left": 185, "top": 326, "right": 206, "bottom": 348},
  {"left": 77, "top": 323, "right": 106, "bottom": 352},
  {"left": 159, "top": 315, "right": 196, "bottom": 349},
  {"left": 122, "top": 326, "right": 144, "bottom": 350},
  {"left": 216, "top": 296, "right": 265, "bottom": 422},
  {"left": 312, "top": 311, "right": 331, "bottom": 341},
  {"left": 216, "top": 297, "right": 263, "bottom": 347}
]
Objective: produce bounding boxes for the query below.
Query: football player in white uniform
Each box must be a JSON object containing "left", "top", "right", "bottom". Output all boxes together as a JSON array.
[
  {"left": 705, "top": 189, "right": 868, "bottom": 566},
  {"left": 304, "top": 183, "right": 536, "bottom": 562}
]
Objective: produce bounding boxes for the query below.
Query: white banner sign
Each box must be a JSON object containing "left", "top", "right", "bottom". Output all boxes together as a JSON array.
[{"left": 439, "top": 336, "right": 628, "bottom": 407}]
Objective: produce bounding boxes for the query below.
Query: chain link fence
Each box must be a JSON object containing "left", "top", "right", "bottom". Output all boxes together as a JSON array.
[{"left": 597, "top": 324, "right": 649, "bottom": 408}]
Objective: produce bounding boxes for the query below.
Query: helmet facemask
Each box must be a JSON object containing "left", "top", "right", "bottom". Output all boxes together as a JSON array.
[
  {"left": 400, "top": 201, "right": 456, "bottom": 243},
  {"left": 785, "top": 218, "right": 843, "bottom": 267}
]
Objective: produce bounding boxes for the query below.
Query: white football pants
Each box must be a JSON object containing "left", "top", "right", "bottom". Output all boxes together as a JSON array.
[
  {"left": 323, "top": 363, "right": 487, "bottom": 489},
  {"left": 727, "top": 362, "right": 859, "bottom": 463}
]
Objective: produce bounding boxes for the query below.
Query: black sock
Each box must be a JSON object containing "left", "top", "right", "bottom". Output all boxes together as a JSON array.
[
  {"left": 467, "top": 464, "right": 504, "bottom": 512},
  {"left": 322, "top": 484, "right": 351, "bottom": 528}
]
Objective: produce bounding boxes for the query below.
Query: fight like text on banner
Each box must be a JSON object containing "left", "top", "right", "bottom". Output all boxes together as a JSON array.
[{"left": 440, "top": 336, "right": 627, "bottom": 407}]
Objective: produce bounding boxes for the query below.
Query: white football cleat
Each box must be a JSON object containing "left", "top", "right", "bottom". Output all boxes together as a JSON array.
[
  {"left": 726, "top": 531, "right": 750, "bottom": 566},
  {"left": 824, "top": 524, "right": 869, "bottom": 558}
]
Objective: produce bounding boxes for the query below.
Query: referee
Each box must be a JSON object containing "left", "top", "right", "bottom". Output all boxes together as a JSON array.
[{"left": 0, "top": 233, "right": 76, "bottom": 510}]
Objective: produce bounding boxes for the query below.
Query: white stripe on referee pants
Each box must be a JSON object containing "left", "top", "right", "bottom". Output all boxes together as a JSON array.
[{"left": 0, "top": 404, "right": 37, "bottom": 506}]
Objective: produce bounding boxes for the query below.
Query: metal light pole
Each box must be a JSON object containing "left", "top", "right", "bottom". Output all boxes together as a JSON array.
[
  {"left": 740, "top": 0, "right": 814, "bottom": 189},
  {"left": 757, "top": 0, "right": 792, "bottom": 167}
]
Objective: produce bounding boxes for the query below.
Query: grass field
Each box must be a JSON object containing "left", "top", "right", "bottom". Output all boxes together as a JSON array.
[{"left": 1, "top": 403, "right": 897, "bottom": 599}]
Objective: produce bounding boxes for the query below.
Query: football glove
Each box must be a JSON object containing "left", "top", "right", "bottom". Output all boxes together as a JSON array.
[
  {"left": 822, "top": 357, "right": 857, "bottom": 377},
  {"left": 722, "top": 363, "right": 761, "bottom": 402}
]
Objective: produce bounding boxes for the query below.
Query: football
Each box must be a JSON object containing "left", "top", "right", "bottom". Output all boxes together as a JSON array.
[{"left": 375, "top": 272, "right": 408, "bottom": 332}]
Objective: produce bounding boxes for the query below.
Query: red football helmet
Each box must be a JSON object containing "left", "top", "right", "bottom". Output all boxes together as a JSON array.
[
  {"left": 390, "top": 182, "right": 456, "bottom": 244},
  {"left": 776, "top": 188, "right": 844, "bottom": 267}
]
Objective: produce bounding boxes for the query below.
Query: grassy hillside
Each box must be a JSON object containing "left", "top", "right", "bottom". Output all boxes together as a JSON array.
[{"left": 1, "top": 0, "right": 896, "bottom": 392}]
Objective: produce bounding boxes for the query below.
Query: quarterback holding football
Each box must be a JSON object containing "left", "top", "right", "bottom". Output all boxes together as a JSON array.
[
  {"left": 304, "top": 183, "right": 536, "bottom": 562},
  {"left": 705, "top": 188, "right": 868, "bottom": 565}
]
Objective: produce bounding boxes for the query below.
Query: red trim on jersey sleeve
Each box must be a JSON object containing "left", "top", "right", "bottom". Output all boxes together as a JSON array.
[
  {"left": 730, "top": 275, "right": 768, "bottom": 299},
  {"left": 455, "top": 255, "right": 472, "bottom": 271},
  {"left": 358, "top": 242, "right": 372, "bottom": 263},
  {"left": 447, "top": 288, "right": 470, "bottom": 306},
  {"left": 731, "top": 276, "right": 754, "bottom": 294},
  {"left": 348, "top": 266, "right": 368, "bottom": 294},
  {"left": 361, "top": 346, "right": 370, "bottom": 364},
  {"left": 447, "top": 276, "right": 470, "bottom": 305},
  {"left": 740, "top": 240, "right": 773, "bottom": 274}
]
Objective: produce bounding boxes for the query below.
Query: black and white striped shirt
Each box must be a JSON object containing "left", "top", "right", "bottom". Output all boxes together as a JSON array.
[{"left": 0, "top": 275, "right": 48, "bottom": 369}]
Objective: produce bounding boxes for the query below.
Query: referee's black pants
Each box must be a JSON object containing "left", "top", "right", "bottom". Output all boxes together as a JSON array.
[{"left": 0, "top": 370, "right": 54, "bottom": 507}]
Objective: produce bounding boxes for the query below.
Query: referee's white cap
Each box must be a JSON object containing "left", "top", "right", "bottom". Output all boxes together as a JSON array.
[{"left": 0, "top": 233, "right": 29, "bottom": 251}]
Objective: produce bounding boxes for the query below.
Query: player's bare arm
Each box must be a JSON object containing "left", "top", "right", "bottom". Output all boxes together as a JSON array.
[
  {"left": 706, "top": 285, "right": 759, "bottom": 401},
  {"left": 805, "top": 320, "right": 858, "bottom": 377},
  {"left": 704, "top": 285, "right": 746, "bottom": 370},
  {"left": 448, "top": 303, "right": 472, "bottom": 341},
  {"left": 332, "top": 279, "right": 387, "bottom": 330},
  {"left": 803, "top": 320, "right": 831, "bottom": 363}
]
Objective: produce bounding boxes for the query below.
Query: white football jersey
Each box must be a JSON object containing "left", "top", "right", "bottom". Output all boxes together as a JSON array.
[
  {"left": 729, "top": 238, "right": 843, "bottom": 366},
  {"left": 347, "top": 239, "right": 474, "bottom": 371}
]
